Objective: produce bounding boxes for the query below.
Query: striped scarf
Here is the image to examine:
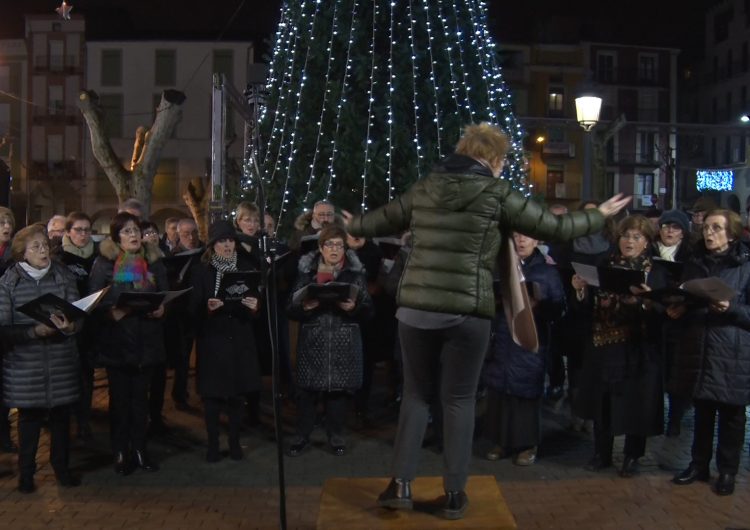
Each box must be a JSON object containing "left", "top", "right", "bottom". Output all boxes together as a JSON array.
[
  {"left": 113, "top": 249, "right": 155, "bottom": 290},
  {"left": 211, "top": 251, "right": 238, "bottom": 296}
]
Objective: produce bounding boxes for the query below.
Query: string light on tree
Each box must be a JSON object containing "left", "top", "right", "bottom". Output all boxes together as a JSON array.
[{"left": 256, "top": 0, "right": 530, "bottom": 225}]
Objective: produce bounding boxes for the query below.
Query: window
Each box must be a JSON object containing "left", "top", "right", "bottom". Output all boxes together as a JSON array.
[
  {"left": 154, "top": 49, "right": 176, "bottom": 86},
  {"left": 99, "top": 94, "right": 123, "bottom": 138},
  {"left": 728, "top": 49, "right": 734, "bottom": 77},
  {"left": 714, "top": 8, "right": 733, "bottom": 43},
  {"left": 636, "top": 130, "right": 657, "bottom": 163},
  {"left": 153, "top": 159, "right": 178, "bottom": 202},
  {"left": 547, "top": 127, "right": 565, "bottom": 142},
  {"left": 48, "top": 85, "right": 64, "bottom": 115},
  {"left": 725, "top": 135, "right": 732, "bottom": 164},
  {"left": 49, "top": 41, "right": 64, "bottom": 72},
  {"left": 596, "top": 52, "right": 615, "bottom": 83},
  {"left": 638, "top": 54, "right": 657, "bottom": 82},
  {"left": 727, "top": 91, "right": 733, "bottom": 119},
  {"left": 741, "top": 135, "right": 747, "bottom": 162},
  {"left": 212, "top": 50, "right": 234, "bottom": 83},
  {"left": 101, "top": 50, "right": 122, "bottom": 87},
  {"left": 547, "top": 87, "right": 564, "bottom": 116},
  {"left": 546, "top": 165, "right": 564, "bottom": 199},
  {"left": 635, "top": 173, "right": 654, "bottom": 198},
  {"left": 638, "top": 89, "right": 658, "bottom": 121},
  {"left": 606, "top": 137, "right": 616, "bottom": 163},
  {"left": 0, "top": 65, "right": 8, "bottom": 92},
  {"left": 711, "top": 137, "right": 718, "bottom": 165},
  {"left": 47, "top": 135, "right": 63, "bottom": 162}
]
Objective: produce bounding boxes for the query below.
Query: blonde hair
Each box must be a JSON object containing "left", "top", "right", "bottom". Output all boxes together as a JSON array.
[{"left": 454, "top": 123, "right": 510, "bottom": 166}]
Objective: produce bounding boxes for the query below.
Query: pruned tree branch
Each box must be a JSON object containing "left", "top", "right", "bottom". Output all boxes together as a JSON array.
[{"left": 183, "top": 175, "right": 209, "bottom": 241}]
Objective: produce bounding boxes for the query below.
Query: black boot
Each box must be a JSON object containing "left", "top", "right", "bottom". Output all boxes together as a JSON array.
[
  {"left": 438, "top": 491, "right": 469, "bottom": 520},
  {"left": 619, "top": 456, "right": 639, "bottom": 478},
  {"left": 229, "top": 435, "right": 243, "bottom": 461},
  {"left": 134, "top": 449, "right": 159, "bottom": 472},
  {"left": 56, "top": 470, "right": 81, "bottom": 488},
  {"left": 714, "top": 473, "right": 735, "bottom": 496},
  {"left": 672, "top": 463, "right": 710, "bottom": 485},
  {"left": 114, "top": 451, "right": 132, "bottom": 476},
  {"left": 377, "top": 478, "right": 413, "bottom": 510}
]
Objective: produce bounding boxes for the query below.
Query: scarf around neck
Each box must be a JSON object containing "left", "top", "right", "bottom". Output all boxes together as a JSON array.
[
  {"left": 62, "top": 234, "right": 95, "bottom": 258},
  {"left": 19, "top": 261, "right": 51, "bottom": 281},
  {"left": 316, "top": 256, "right": 344, "bottom": 284},
  {"left": 211, "top": 251, "right": 238, "bottom": 296},
  {"left": 113, "top": 249, "right": 155, "bottom": 290}
]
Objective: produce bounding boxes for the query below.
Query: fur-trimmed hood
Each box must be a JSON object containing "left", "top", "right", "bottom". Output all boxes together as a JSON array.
[
  {"left": 98, "top": 237, "right": 164, "bottom": 263},
  {"left": 298, "top": 249, "right": 364, "bottom": 275},
  {"left": 293, "top": 210, "right": 346, "bottom": 232}
]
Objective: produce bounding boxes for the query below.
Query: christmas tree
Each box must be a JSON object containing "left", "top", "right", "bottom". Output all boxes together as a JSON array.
[{"left": 255, "top": 0, "right": 529, "bottom": 231}]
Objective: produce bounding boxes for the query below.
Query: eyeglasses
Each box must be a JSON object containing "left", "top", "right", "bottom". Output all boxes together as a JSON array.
[
  {"left": 0, "top": 219, "right": 12, "bottom": 227},
  {"left": 660, "top": 223, "right": 682, "bottom": 232},
  {"left": 71, "top": 227, "right": 92, "bottom": 233},
  {"left": 315, "top": 212, "right": 335, "bottom": 219},
  {"left": 120, "top": 227, "right": 141, "bottom": 236},
  {"left": 323, "top": 241, "right": 345, "bottom": 249},
  {"left": 26, "top": 242, "right": 50, "bottom": 253},
  {"left": 702, "top": 223, "right": 726, "bottom": 234},
  {"left": 142, "top": 230, "right": 158, "bottom": 237}
]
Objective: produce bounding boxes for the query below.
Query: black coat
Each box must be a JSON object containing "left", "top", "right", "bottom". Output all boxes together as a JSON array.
[
  {"left": 287, "top": 250, "right": 373, "bottom": 392},
  {"left": 190, "top": 253, "right": 261, "bottom": 398},
  {"left": 668, "top": 242, "right": 750, "bottom": 405},
  {"left": 571, "top": 253, "right": 667, "bottom": 436},
  {"left": 88, "top": 239, "right": 168, "bottom": 368},
  {"left": 0, "top": 262, "right": 80, "bottom": 409}
]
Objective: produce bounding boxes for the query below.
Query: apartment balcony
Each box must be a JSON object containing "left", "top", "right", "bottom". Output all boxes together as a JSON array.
[
  {"left": 32, "top": 108, "right": 81, "bottom": 126},
  {"left": 29, "top": 160, "right": 80, "bottom": 180},
  {"left": 33, "top": 55, "right": 83, "bottom": 74}
]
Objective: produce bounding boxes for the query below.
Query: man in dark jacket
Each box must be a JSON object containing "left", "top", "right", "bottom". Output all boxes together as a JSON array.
[{"left": 345, "top": 122, "right": 630, "bottom": 519}]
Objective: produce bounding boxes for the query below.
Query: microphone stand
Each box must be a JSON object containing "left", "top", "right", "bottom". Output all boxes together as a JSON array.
[{"left": 253, "top": 160, "right": 287, "bottom": 530}]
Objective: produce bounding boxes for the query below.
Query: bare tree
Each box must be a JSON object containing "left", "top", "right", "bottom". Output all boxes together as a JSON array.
[
  {"left": 182, "top": 175, "right": 210, "bottom": 242},
  {"left": 78, "top": 89, "right": 186, "bottom": 217}
]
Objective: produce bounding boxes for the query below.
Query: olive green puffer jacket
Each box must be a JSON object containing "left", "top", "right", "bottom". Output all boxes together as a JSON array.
[{"left": 348, "top": 154, "right": 604, "bottom": 318}]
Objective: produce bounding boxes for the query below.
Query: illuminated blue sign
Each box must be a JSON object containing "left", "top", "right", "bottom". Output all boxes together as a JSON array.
[{"left": 696, "top": 170, "right": 734, "bottom": 191}]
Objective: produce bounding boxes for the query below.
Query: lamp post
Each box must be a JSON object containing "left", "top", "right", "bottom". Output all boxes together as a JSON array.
[{"left": 576, "top": 94, "right": 603, "bottom": 199}]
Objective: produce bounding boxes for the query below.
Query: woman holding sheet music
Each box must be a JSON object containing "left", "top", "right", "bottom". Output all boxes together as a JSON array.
[
  {"left": 0, "top": 224, "right": 81, "bottom": 492},
  {"left": 286, "top": 224, "right": 373, "bottom": 458},
  {"left": 670, "top": 209, "right": 750, "bottom": 496},
  {"left": 190, "top": 220, "right": 261, "bottom": 462},
  {"left": 88, "top": 212, "right": 168, "bottom": 476},
  {"left": 570, "top": 214, "right": 666, "bottom": 478}
]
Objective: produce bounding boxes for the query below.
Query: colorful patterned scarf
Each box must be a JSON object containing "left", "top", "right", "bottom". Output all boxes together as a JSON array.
[
  {"left": 113, "top": 249, "right": 155, "bottom": 290},
  {"left": 316, "top": 256, "right": 345, "bottom": 284},
  {"left": 592, "top": 253, "right": 651, "bottom": 347}
]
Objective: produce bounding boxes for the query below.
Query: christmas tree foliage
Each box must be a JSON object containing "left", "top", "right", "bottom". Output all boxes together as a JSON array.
[{"left": 257, "top": 0, "right": 529, "bottom": 230}]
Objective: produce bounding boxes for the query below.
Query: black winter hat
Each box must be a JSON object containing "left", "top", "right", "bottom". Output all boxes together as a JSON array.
[
  {"left": 658, "top": 209, "right": 690, "bottom": 234},
  {"left": 207, "top": 220, "right": 237, "bottom": 247}
]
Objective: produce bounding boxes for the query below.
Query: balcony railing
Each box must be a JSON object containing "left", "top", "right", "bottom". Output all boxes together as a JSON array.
[
  {"left": 34, "top": 55, "right": 82, "bottom": 74},
  {"left": 29, "top": 160, "right": 80, "bottom": 180},
  {"left": 542, "top": 142, "right": 575, "bottom": 159}
]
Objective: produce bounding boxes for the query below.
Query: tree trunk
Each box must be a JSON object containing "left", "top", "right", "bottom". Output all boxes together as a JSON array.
[
  {"left": 78, "top": 89, "right": 186, "bottom": 218},
  {"left": 183, "top": 176, "right": 210, "bottom": 242}
]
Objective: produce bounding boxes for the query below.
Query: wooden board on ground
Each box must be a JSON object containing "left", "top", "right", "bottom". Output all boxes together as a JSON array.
[{"left": 317, "top": 475, "right": 517, "bottom": 529}]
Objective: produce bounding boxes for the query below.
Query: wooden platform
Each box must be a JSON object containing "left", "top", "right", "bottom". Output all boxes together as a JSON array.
[{"left": 316, "top": 476, "right": 517, "bottom": 529}]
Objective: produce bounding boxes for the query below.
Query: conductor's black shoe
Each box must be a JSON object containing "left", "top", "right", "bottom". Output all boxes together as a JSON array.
[
  {"left": 114, "top": 451, "right": 133, "bottom": 476},
  {"left": 377, "top": 478, "right": 413, "bottom": 510},
  {"left": 672, "top": 464, "right": 709, "bottom": 485},
  {"left": 714, "top": 473, "right": 735, "bottom": 496},
  {"left": 329, "top": 435, "right": 346, "bottom": 456},
  {"left": 437, "top": 491, "right": 468, "bottom": 520},
  {"left": 286, "top": 436, "right": 310, "bottom": 457}
]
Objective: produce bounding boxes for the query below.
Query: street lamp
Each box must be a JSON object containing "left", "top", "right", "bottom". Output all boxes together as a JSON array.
[{"left": 576, "top": 94, "right": 603, "bottom": 198}]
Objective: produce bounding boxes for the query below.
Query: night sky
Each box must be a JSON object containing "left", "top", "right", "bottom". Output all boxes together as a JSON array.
[{"left": 0, "top": 0, "right": 715, "bottom": 62}]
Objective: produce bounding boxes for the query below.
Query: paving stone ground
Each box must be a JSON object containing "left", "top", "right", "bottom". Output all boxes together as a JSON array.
[{"left": 0, "top": 365, "right": 748, "bottom": 529}]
